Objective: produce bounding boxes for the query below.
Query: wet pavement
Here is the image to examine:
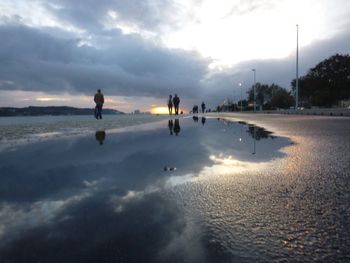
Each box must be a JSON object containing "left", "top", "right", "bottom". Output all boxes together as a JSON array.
[{"left": 0, "top": 115, "right": 349, "bottom": 262}]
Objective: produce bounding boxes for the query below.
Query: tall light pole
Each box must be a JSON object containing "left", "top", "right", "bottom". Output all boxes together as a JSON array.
[
  {"left": 239, "top": 82, "right": 243, "bottom": 112},
  {"left": 252, "top": 69, "right": 256, "bottom": 112},
  {"left": 295, "top": 24, "right": 299, "bottom": 110}
]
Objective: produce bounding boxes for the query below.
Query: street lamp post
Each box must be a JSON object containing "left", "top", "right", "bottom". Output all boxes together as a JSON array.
[
  {"left": 252, "top": 69, "right": 256, "bottom": 112},
  {"left": 239, "top": 82, "right": 243, "bottom": 112},
  {"left": 295, "top": 24, "right": 299, "bottom": 110}
]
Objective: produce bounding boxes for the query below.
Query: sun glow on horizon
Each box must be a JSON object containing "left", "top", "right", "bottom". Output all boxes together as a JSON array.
[
  {"left": 150, "top": 106, "right": 170, "bottom": 115},
  {"left": 150, "top": 106, "right": 187, "bottom": 115},
  {"left": 35, "top": 97, "right": 70, "bottom": 102}
]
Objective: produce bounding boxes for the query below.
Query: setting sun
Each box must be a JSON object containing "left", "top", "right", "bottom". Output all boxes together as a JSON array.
[
  {"left": 151, "top": 107, "right": 169, "bottom": 115},
  {"left": 150, "top": 106, "right": 186, "bottom": 114}
]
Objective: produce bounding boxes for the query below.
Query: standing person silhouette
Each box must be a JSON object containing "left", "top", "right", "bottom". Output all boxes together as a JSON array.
[
  {"left": 173, "top": 94, "right": 180, "bottom": 115},
  {"left": 201, "top": 102, "right": 206, "bottom": 113},
  {"left": 167, "top": 95, "right": 173, "bottom": 115},
  {"left": 94, "top": 89, "right": 104, "bottom": 119}
]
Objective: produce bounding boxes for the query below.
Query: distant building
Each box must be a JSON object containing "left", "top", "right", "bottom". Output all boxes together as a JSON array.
[{"left": 133, "top": 109, "right": 141, "bottom": 114}]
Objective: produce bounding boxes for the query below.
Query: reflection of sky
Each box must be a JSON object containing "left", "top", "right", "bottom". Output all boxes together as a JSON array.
[{"left": 0, "top": 118, "right": 291, "bottom": 261}]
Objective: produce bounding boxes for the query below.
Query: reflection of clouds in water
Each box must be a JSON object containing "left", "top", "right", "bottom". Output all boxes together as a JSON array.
[
  {"left": 0, "top": 191, "right": 92, "bottom": 247},
  {"left": 0, "top": 118, "right": 290, "bottom": 204},
  {"left": 0, "top": 118, "right": 293, "bottom": 261},
  {"left": 0, "top": 188, "right": 202, "bottom": 262},
  {"left": 166, "top": 154, "right": 268, "bottom": 187},
  {"left": 207, "top": 154, "right": 268, "bottom": 174},
  {"left": 109, "top": 187, "right": 159, "bottom": 213},
  {"left": 158, "top": 217, "right": 206, "bottom": 262}
]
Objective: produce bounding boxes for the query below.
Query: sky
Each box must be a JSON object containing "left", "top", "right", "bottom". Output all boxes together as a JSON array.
[{"left": 0, "top": 0, "right": 349, "bottom": 113}]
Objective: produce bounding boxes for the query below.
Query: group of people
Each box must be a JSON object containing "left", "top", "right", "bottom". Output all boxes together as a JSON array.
[
  {"left": 167, "top": 94, "right": 181, "bottom": 115},
  {"left": 192, "top": 102, "right": 206, "bottom": 114},
  {"left": 93, "top": 90, "right": 186, "bottom": 118}
]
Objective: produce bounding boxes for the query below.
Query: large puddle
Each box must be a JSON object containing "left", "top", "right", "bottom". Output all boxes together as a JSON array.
[{"left": 0, "top": 117, "right": 292, "bottom": 262}]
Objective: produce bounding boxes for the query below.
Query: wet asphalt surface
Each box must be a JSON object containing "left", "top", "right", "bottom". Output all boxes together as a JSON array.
[{"left": 0, "top": 114, "right": 349, "bottom": 262}]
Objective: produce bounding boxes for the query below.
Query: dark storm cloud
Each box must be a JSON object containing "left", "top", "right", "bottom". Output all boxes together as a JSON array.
[{"left": 0, "top": 24, "right": 210, "bottom": 98}]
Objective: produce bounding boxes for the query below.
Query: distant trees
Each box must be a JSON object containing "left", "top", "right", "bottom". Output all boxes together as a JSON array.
[
  {"left": 292, "top": 53, "right": 350, "bottom": 107},
  {"left": 247, "top": 83, "right": 294, "bottom": 110},
  {"left": 216, "top": 53, "right": 350, "bottom": 111}
]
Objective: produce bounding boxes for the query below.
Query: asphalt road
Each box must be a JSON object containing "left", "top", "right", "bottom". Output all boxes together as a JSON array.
[{"left": 198, "top": 113, "right": 350, "bottom": 262}]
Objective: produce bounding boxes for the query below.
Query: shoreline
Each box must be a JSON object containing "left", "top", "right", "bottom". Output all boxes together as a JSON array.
[
  {"left": 1, "top": 112, "right": 348, "bottom": 151},
  {"left": 212, "top": 108, "right": 350, "bottom": 117},
  {"left": 0, "top": 114, "right": 169, "bottom": 150}
]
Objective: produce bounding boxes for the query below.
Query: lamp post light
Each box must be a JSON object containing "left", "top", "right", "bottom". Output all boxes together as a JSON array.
[
  {"left": 295, "top": 24, "right": 299, "bottom": 110},
  {"left": 238, "top": 82, "right": 243, "bottom": 112},
  {"left": 252, "top": 69, "right": 256, "bottom": 112}
]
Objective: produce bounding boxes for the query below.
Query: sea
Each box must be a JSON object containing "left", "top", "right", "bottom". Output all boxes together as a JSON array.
[{"left": 0, "top": 114, "right": 168, "bottom": 149}]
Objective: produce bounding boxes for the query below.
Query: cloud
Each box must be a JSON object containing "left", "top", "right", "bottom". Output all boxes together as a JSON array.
[
  {"left": 225, "top": 0, "right": 276, "bottom": 17},
  {"left": 0, "top": 24, "right": 210, "bottom": 99},
  {"left": 41, "top": 0, "right": 182, "bottom": 33},
  {"left": 201, "top": 28, "right": 350, "bottom": 105},
  {"left": 0, "top": 0, "right": 350, "bottom": 109}
]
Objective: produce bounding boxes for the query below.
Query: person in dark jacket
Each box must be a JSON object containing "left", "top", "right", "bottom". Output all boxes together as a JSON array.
[
  {"left": 172, "top": 94, "right": 180, "bottom": 115},
  {"left": 94, "top": 89, "right": 104, "bottom": 119},
  {"left": 167, "top": 95, "right": 173, "bottom": 115},
  {"left": 201, "top": 102, "right": 206, "bottom": 113}
]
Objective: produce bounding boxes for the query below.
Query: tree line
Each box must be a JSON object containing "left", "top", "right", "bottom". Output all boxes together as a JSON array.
[{"left": 218, "top": 53, "right": 350, "bottom": 111}]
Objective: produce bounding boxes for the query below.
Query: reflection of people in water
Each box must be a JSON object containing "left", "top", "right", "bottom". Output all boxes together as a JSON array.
[
  {"left": 168, "top": 119, "right": 174, "bottom": 135},
  {"left": 193, "top": 116, "right": 199, "bottom": 122},
  {"left": 95, "top": 130, "right": 106, "bottom": 145},
  {"left": 201, "top": 117, "right": 206, "bottom": 125},
  {"left": 174, "top": 119, "right": 181, "bottom": 136}
]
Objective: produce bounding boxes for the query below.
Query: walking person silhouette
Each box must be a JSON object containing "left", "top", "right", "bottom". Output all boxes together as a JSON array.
[
  {"left": 201, "top": 102, "right": 206, "bottom": 113},
  {"left": 173, "top": 94, "right": 180, "bottom": 115},
  {"left": 94, "top": 89, "right": 104, "bottom": 119},
  {"left": 167, "top": 95, "right": 173, "bottom": 115}
]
